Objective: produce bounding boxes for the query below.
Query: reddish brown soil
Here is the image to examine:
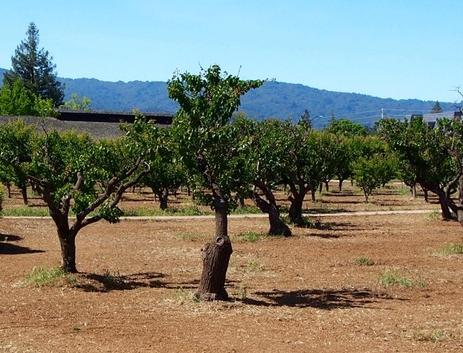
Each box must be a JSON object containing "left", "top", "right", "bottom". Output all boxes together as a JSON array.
[
  {"left": 1, "top": 213, "right": 462, "bottom": 352},
  {"left": 2, "top": 181, "right": 439, "bottom": 215}
]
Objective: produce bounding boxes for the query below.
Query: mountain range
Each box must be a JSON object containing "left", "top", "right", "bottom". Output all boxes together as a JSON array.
[{"left": 0, "top": 68, "right": 455, "bottom": 127}]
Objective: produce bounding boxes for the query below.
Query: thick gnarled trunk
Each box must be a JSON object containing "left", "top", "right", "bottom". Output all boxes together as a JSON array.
[
  {"left": 289, "top": 192, "right": 305, "bottom": 226},
  {"left": 252, "top": 187, "right": 291, "bottom": 237},
  {"left": 196, "top": 199, "right": 233, "bottom": 301}
]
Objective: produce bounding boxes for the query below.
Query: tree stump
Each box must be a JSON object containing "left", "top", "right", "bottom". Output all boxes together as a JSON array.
[{"left": 195, "top": 236, "right": 233, "bottom": 301}]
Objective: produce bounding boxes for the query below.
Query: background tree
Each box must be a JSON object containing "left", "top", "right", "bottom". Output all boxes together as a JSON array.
[
  {"left": 3, "top": 22, "right": 64, "bottom": 106},
  {"left": 139, "top": 127, "right": 186, "bottom": 210},
  {"left": 0, "top": 79, "right": 55, "bottom": 117},
  {"left": 168, "top": 65, "right": 262, "bottom": 300},
  {"left": 379, "top": 117, "right": 458, "bottom": 220},
  {"left": 325, "top": 118, "right": 367, "bottom": 137},
  {"left": 235, "top": 116, "right": 292, "bottom": 236},
  {"left": 431, "top": 101, "right": 443, "bottom": 113},
  {"left": 0, "top": 119, "right": 35, "bottom": 204},
  {"left": 0, "top": 118, "right": 154, "bottom": 272},
  {"left": 283, "top": 125, "right": 327, "bottom": 226},
  {"left": 60, "top": 93, "right": 92, "bottom": 112}
]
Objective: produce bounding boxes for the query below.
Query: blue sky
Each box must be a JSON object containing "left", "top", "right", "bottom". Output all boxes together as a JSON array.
[{"left": 1, "top": 0, "right": 462, "bottom": 102}]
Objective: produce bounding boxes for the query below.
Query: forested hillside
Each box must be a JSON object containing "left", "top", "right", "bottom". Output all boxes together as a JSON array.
[{"left": 0, "top": 67, "right": 453, "bottom": 127}]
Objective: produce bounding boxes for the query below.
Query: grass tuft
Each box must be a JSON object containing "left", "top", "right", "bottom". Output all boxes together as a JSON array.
[
  {"left": 434, "top": 243, "right": 463, "bottom": 257},
  {"left": 353, "top": 256, "right": 375, "bottom": 266},
  {"left": 24, "top": 266, "right": 76, "bottom": 287},
  {"left": 379, "top": 269, "right": 425, "bottom": 288},
  {"left": 231, "top": 205, "right": 261, "bottom": 215},
  {"left": 236, "top": 231, "right": 267, "bottom": 242},
  {"left": 414, "top": 329, "right": 447, "bottom": 343}
]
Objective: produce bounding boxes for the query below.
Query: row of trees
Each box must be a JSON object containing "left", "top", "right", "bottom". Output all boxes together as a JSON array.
[{"left": 2, "top": 64, "right": 462, "bottom": 301}]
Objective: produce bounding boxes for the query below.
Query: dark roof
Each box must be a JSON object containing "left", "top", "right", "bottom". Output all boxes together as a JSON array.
[{"left": 57, "top": 109, "right": 173, "bottom": 124}]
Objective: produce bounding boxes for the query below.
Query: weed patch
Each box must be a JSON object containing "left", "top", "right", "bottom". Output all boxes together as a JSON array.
[
  {"left": 379, "top": 269, "right": 425, "bottom": 288},
  {"left": 23, "top": 266, "right": 76, "bottom": 287},
  {"left": 353, "top": 256, "right": 375, "bottom": 266}
]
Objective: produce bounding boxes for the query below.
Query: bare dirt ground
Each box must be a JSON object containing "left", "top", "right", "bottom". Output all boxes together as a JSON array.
[
  {"left": 1, "top": 211, "right": 462, "bottom": 352},
  {"left": 2, "top": 181, "right": 440, "bottom": 216}
]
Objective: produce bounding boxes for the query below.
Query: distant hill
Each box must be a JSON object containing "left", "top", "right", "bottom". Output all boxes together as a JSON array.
[{"left": 0, "top": 67, "right": 454, "bottom": 127}]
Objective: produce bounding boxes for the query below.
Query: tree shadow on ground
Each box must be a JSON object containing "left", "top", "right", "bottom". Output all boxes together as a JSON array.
[
  {"left": 74, "top": 271, "right": 166, "bottom": 292},
  {"left": 0, "top": 242, "right": 45, "bottom": 255},
  {"left": 240, "top": 288, "right": 407, "bottom": 310},
  {"left": 0, "top": 233, "right": 22, "bottom": 242},
  {"left": 0, "top": 233, "right": 45, "bottom": 255}
]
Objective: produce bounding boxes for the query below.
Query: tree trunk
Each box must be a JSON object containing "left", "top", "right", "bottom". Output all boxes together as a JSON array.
[
  {"left": 311, "top": 189, "right": 316, "bottom": 202},
  {"left": 437, "top": 189, "right": 454, "bottom": 220},
  {"left": 289, "top": 193, "right": 305, "bottom": 226},
  {"left": 338, "top": 179, "right": 343, "bottom": 192},
  {"left": 268, "top": 203, "right": 291, "bottom": 236},
  {"left": 159, "top": 188, "right": 168, "bottom": 210},
  {"left": 5, "top": 182, "right": 11, "bottom": 198},
  {"left": 20, "top": 183, "right": 28, "bottom": 205},
  {"left": 238, "top": 195, "right": 245, "bottom": 208},
  {"left": 319, "top": 183, "right": 323, "bottom": 193},
  {"left": 57, "top": 228, "right": 77, "bottom": 273},
  {"left": 411, "top": 184, "right": 417, "bottom": 198},
  {"left": 325, "top": 181, "right": 329, "bottom": 192},
  {"left": 458, "top": 175, "right": 463, "bottom": 224},
  {"left": 196, "top": 201, "right": 232, "bottom": 301},
  {"left": 252, "top": 191, "right": 291, "bottom": 237},
  {"left": 424, "top": 188, "right": 429, "bottom": 203}
]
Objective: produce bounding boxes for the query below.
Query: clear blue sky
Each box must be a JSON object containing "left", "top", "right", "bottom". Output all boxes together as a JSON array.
[{"left": 1, "top": 0, "right": 462, "bottom": 102}]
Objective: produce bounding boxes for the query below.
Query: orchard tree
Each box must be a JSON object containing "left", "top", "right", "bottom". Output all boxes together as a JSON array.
[
  {"left": 235, "top": 116, "right": 292, "bottom": 236},
  {"left": 0, "top": 119, "right": 34, "bottom": 204},
  {"left": 0, "top": 118, "right": 155, "bottom": 272},
  {"left": 168, "top": 65, "right": 262, "bottom": 300},
  {"left": 4, "top": 22, "right": 64, "bottom": 106},
  {"left": 379, "top": 117, "right": 458, "bottom": 220},
  {"left": 139, "top": 127, "right": 186, "bottom": 210}
]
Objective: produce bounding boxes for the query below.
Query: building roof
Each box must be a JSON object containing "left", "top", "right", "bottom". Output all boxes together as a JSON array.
[{"left": 57, "top": 109, "right": 174, "bottom": 124}]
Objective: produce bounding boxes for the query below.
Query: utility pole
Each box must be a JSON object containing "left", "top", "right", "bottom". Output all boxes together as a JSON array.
[{"left": 381, "top": 108, "right": 384, "bottom": 119}]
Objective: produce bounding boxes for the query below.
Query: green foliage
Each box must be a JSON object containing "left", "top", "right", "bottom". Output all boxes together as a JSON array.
[
  {"left": 0, "top": 79, "right": 56, "bottom": 117},
  {"left": 60, "top": 93, "right": 92, "bottom": 111},
  {"left": 3, "top": 22, "right": 64, "bottom": 106},
  {"left": 352, "top": 136, "right": 397, "bottom": 202},
  {"left": 326, "top": 118, "right": 368, "bottom": 137},
  {"left": 168, "top": 65, "right": 263, "bottom": 212}
]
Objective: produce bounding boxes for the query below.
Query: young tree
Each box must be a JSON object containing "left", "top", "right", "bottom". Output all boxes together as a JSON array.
[
  {"left": 168, "top": 65, "right": 262, "bottom": 300},
  {"left": 0, "top": 119, "right": 154, "bottom": 272},
  {"left": 3, "top": 22, "right": 64, "bottom": 106}
]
